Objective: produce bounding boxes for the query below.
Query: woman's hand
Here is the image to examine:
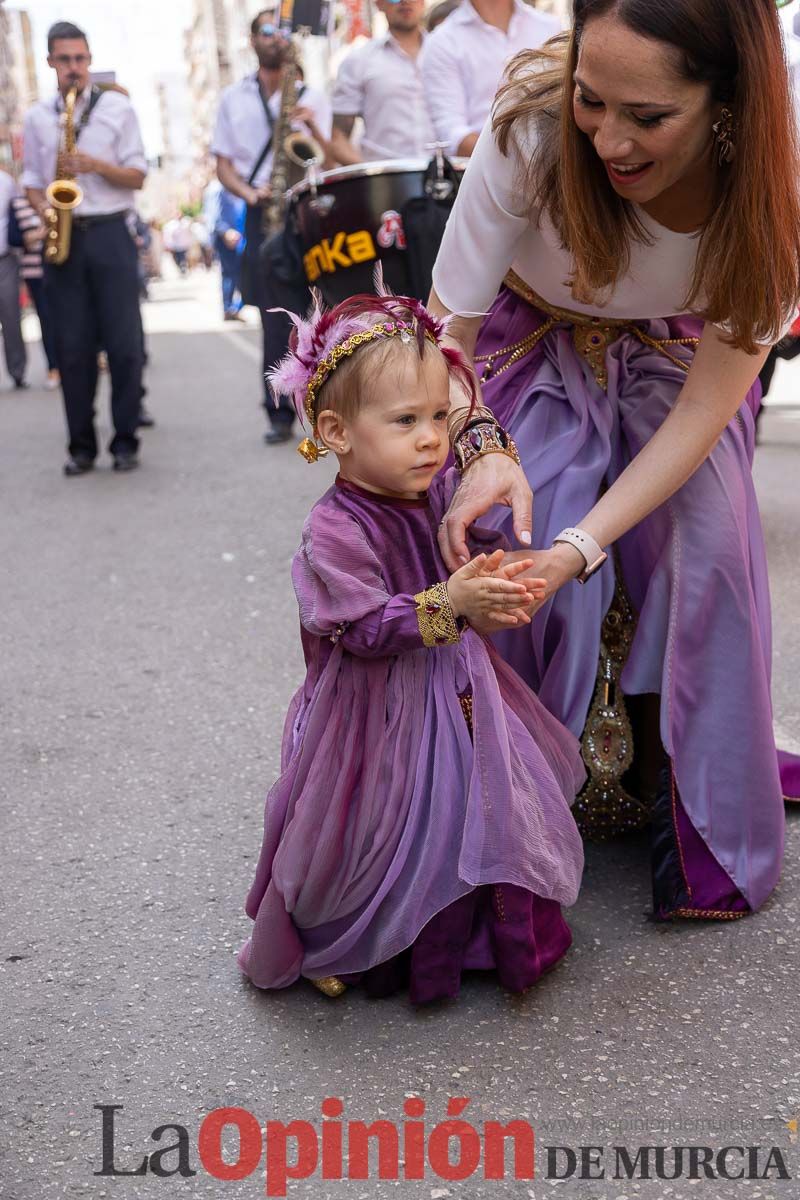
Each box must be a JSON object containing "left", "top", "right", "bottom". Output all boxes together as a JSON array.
[
  {"left": 504, "top": 545, "right": 586, "bottom": 616},
  {"left": 438, "top": 456, "right": 533, "bottom": 572}
]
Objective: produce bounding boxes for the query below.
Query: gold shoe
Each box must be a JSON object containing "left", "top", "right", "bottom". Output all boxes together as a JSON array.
[{"left": 311, "top": 976, "right": 347, "bottom": 997}]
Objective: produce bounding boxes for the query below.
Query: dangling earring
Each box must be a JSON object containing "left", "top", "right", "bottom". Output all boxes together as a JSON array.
[{"left": 712, "top": 107, "right": 736, "bottom": 165}]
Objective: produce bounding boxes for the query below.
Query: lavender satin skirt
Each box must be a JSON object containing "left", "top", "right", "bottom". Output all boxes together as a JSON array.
[{"left": 475, "top": 287, "right": 796, "bottom": 918}]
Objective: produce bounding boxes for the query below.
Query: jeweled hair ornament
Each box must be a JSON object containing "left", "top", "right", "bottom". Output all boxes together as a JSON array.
[{"left": 266, "top": 267, "right": 477, "bottom": 462}]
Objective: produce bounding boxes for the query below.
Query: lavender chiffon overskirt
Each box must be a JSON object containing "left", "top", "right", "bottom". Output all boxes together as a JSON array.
[
  {"left": 476, "top": 288, "right": 794, "bottom": 912},
  {"left": 239, "top": 483, "right": 585, "bottom": 990}
]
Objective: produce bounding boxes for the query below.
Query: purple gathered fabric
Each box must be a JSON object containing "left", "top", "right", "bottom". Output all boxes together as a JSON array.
[
  {"left": 476, "top": 286, "right": 793, "bottom": 913},
  {"left": 239, "top": 477, "right": 586, "bottom": 991}
]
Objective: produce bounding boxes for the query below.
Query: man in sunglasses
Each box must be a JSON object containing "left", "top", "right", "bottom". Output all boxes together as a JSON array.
[
  {"left": 212, "top": 6, "right": 331, "bottom": 445},
  {"left": 22, "top": 21, "right": 148, "bottom": 477}
]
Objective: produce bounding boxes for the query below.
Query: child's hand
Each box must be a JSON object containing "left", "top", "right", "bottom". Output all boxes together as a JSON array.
[
  {"left": 491, "top": 553, "right": 547, "bottom": 599},
  {"left": 477, "top": 549, "right": 547, "bottom": 616},
  {"left": 447, "top": 551, "right": 545, "bottom": 628}
]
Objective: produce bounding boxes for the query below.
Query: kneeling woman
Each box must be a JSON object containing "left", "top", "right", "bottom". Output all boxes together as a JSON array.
[{"left": 430, "top": 0, "right": 800, "bottom": 919}]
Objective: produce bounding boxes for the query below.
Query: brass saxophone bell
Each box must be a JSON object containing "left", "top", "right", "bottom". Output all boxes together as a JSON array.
[{"left": 44, "top": 85, "right": 83, "bottom": 265}]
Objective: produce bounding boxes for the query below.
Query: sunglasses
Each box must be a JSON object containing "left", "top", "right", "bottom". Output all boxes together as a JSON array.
[{"left": 257, "top": 23, "right": 288, "bottom": 37}]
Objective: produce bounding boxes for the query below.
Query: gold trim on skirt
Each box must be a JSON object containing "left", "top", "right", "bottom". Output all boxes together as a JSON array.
[{"left": 473, "top": 269, "right": 699, "bottom": 390}]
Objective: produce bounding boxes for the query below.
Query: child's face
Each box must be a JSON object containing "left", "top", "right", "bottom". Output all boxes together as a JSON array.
[{"left": 327, "top": 349, "right": 451, "bottom": 500}]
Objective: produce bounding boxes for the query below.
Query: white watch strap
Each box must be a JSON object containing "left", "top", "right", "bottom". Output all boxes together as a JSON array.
[{"left": 552, "top": 527, "right": 607, "bottom": 578}]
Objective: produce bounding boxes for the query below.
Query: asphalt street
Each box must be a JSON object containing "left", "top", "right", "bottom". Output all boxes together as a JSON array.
[{"left": 2, "top": 268, "right": 799, "bottom": 1200}]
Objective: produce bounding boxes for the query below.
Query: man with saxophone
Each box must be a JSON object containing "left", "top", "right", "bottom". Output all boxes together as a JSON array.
[
  {"left": 22, "top": 21, "right": 148, "bottom": 476},
  {"left": 212, "top": 5, "right": 331, "bottom": 445}
]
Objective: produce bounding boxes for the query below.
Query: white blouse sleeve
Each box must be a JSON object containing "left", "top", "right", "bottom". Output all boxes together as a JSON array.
[{"left": 431, "top": 116, "right": 537, "bottom": 314}]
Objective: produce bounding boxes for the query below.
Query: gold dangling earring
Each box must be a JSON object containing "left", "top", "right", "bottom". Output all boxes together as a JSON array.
[{"left": 712, "top": 107, "right": 736, "bottom": 165}]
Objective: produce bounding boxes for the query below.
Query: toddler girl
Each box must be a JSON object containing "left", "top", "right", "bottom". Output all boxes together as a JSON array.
[{"left": 238, "top": 288, "right": 585, "bottom": 1004}]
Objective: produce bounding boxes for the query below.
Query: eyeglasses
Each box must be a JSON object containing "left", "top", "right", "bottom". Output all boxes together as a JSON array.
[
  {"left": 52, "top": 53, "right": 90, "bottom": 65},
  {"left": 257, "top": 23, "right": 288, "bottom": 37}
]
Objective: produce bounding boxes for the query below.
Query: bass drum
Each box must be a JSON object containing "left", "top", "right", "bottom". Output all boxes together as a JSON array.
[{"left": 286, "top": 157, "right": 466, "bottom": 306}]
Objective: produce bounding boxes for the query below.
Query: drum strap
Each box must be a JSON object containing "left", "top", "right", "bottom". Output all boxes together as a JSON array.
[{"left": 248, "top": 75, "right": 306, "bottom": 188}]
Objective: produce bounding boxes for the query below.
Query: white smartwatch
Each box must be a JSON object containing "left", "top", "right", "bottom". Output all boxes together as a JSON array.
[{"left": 552, "top": 527, "right": 608, "bottom": 584}]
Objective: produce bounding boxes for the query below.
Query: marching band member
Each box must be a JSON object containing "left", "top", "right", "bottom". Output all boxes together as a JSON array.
[
  {"left": 22, "top": 21, "right": 147, "bottom": 476},
  {"left": 420, "top": 0, "right": 560, "bottom": 157},
  {"left": 212, "top": 4, "right": 331, "bottom": 445},
  {"left": 330, "top": 0, "right": 435, "bottom": 164}
]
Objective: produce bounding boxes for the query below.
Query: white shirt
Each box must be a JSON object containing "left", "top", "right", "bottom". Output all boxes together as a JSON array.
[
  {"left": 211, "top": 74, "right": 332, "bottom": 189},
  {"left": 332, "top": 32, "right": 435, "bottom": 160},
  {"left": 433, "top": 117, "right": 798, "bottom": 340},
  {"left": 420, "top": 0, "right": 560, "bottom": 156},
  {"left": 163, "top": 217, "right": 193, "bottom": 252},
  {"left": 21, "top": 88, "right": 147, "bottom": 216},
  {"left": 0, "top": 170, "right": 18, "bottom": 255}
]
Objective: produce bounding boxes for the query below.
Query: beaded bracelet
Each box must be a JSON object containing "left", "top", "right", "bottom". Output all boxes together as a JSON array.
[{"left": 453, "top": 419, "right": 521, "bottom": 475}]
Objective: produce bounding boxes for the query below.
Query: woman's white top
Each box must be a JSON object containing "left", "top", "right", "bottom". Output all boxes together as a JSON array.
[{"left": 433, "top": 115, "right": 794, "bottom": 337}]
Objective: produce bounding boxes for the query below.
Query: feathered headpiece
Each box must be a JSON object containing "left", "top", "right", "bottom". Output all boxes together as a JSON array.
[{"left": 267, "top": 270, "right": 477, "bottom": 462}]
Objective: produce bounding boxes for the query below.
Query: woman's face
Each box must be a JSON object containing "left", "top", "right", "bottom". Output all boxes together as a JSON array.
[{"left": 572, "top": 13, "right": 719, "bottom": 210}]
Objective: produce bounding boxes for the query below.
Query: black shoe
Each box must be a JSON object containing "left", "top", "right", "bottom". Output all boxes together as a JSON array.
[
  {"left": 13, "top": 378, "right": 29, "bottom": 390},
  {"left": 64, "top": 456, "right": 94, "bottom": 477},
  {"left": 113, "top": 452, "right": 139, "bottom": 472},
  {"left": 264, "top": 427, "right": 293, "bottom": 445},
  {"left": 137, "top": 405, "right": 155, "bottom": 428}
]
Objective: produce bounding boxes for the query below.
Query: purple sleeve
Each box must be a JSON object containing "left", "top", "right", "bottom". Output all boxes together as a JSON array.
[
  {"left": 292, "top": 507, "right": 432, "bottom": 658},
  {"left": 338, "top": 596, "right": 428, "bottom": 658}
]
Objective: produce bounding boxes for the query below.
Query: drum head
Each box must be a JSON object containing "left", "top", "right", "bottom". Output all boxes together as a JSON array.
[{"left": 289, "top": 158, "right": 467, "bottom": 305}]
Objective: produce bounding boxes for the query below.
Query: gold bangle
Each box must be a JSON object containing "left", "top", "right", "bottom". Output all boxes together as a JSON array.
[
  {"left": 461, "top": 444, "right": 522, "bottom": 475},
  {"left": 413, "top": 582, "right": 461, "bottom": 647},
  {"left": 453, "top": 420, "right": 522, "bottom": 475},
  {"left": 447, "top": 403, "right": 494, "bottom": 444}
]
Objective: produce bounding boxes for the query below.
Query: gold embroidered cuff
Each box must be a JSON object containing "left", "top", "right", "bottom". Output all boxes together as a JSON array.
[{"left": 413, "top": 582, "right": 461, "bottom": 648}]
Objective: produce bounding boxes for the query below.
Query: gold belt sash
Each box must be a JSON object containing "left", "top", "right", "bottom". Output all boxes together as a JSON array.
[{"left": 474, "top": 269, "right": 698, "bottom": 390}]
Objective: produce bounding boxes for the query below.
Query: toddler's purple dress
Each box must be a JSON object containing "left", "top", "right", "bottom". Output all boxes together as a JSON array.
[{"left": 238, "top": 475, "right": 585, "bottom": 1003}]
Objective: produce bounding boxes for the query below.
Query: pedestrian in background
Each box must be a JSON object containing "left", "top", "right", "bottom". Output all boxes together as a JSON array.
[
  {"left": 213, "top": 187, "right": 246, "bottom": 321},
  {"left": 22, "top": 20, "right": 148, "bottom": 476},
  {"left": 8, "top": 192, "right": 59, "bottom": 389},
  {"left": 162, "top": 212, "right": 193, "bottom": 275},
  {"left": 0, "top": 167, "right": 28, "bottom": 390}
]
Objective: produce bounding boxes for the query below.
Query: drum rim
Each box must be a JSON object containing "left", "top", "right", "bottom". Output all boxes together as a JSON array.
[{"left": 287, "top": 156, "right": 468, "bottom": 202}]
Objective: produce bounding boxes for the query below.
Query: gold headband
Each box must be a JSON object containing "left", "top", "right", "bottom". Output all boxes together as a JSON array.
[{"left": 297, "top": 322, "right": 438, "bottom": 463}]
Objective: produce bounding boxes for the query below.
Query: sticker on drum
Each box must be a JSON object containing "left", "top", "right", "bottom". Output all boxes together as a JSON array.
[{"left": 376, "top": 210, "right": 407, "bottom": 251}]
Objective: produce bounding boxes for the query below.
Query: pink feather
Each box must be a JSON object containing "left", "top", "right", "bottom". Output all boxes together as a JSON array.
[{"left": 266, "top": 268, "right": 476, "bottom": 429}]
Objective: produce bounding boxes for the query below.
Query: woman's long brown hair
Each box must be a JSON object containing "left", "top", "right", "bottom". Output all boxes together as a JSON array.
[{"left": 494, "top": 0, "right": 800, "bottom": 352}]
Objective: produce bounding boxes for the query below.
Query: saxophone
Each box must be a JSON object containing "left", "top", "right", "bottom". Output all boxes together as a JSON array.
[
  {"left": 260, "top": 42, "right": 323, "bottom": 241},
  {"left": 44, "top": 85, "right": 84, "bottom": 265}
]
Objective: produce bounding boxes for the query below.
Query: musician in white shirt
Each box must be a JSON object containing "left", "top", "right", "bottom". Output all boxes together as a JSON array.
[
  {"left": 212, "top": 4, "right": 331, "bottom": 444},
  {"left": 22, "top": 20, "right": 147, "bottom": 475},
  {"left": 331, "top": 0, "right": 435, "bottom": 163},
  {"left": 420, "top": 0, "right": 560, "bottom": 157}
]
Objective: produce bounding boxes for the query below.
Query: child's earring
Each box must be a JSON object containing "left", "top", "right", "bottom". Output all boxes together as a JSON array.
[{"left": 712, "top": 107, "right": 736, "bottom": 165}]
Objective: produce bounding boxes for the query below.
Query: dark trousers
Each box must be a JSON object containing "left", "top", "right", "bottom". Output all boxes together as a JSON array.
[
  {"left": 0, "top": 253, "right": 26, "bottom": 382},
  {"left": 26, "top": 276, "right": 58, "bottom": 371},
  {"left": 243, "top": 204, "right": 310, "bottom": 431},
  {"left": 45, "top": 216, "right": 142, "bottom": 460},
  {"left": 259, "top": 268, "right": 311, "bottom": 430}
]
